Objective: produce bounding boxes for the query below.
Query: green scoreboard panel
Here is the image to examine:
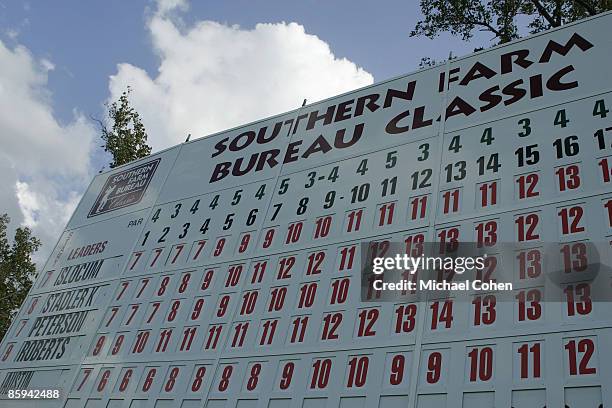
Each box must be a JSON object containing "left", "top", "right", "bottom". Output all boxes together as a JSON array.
[{"left": 2, "top": 12, "right": 612, "bottom": 408}]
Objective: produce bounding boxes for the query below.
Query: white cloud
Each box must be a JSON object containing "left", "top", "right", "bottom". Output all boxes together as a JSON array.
[
  {"left": 40, "top": 58, "right": 54, "bottom": 72},
  {"left": 109, "top": 2, "right": 374, "bottom": 152},
  {"left": 155, "top": 0, "right": 188, "bottom": 15},
  {"left": 1, "top": 0, "right": 373, "bottom": 272},
  {"left": 0, "top": 40, "right": 96, "bottom": 265},
  {"left": 5, "top": 28, "right": 19, "bottom": 40}
]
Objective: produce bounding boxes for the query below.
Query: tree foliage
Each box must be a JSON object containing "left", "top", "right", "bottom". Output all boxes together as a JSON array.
[
  {"left": 412, "top": 0, "right": 612, "bottom": 45},
  {"left": 0, "top": 214, "right": 41, "bottom": 341},
  {"left": 100, "top": 86, "right": 152, "bottom": 169}
]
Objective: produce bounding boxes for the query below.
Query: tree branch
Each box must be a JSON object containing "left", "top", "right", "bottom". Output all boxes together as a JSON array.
[
  {"left": 530, "top": 0, "right": 559, "bottom": 26},
  {"left": 464, "top": 18, "right": 503, "bottom": 38},
  {"left": 554, "top": 0, "right": 562, "bottom": 25},
  {"left": 573, "top": 0, "right": 597, "bottom": 15}
]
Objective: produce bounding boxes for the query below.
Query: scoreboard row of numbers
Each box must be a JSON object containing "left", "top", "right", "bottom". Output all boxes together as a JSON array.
[{"left": 66, "top": 329, "right": 611, "bottom": 408}]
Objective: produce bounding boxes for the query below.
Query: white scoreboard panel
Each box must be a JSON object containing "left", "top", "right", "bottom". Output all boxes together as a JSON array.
[{"left": 2, "top": 12, "right": 612, "bottom": 408}]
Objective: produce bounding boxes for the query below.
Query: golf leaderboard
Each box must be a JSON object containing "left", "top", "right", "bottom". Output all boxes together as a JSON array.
[{"left": 2, "top": 11, "right": 612, "bottom": 408}]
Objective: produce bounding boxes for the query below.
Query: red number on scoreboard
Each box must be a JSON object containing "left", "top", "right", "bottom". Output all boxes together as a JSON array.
[
  {"left": 105, "top": 307, "right": 119, "bottom": 328},
  {"left": 560, "top": 242, "right": 588, "bottom": 274},
  {"left": 230, "top": 322, "right": 249, "bottom": 347},
  {"left": 565, "top": 338, "right": 597, "bottom": 375},
  {"left": 225, "top": 264, "right": 243, "bottom": 288},
  {"left": 249, "top": 260, "right": 267, "bottom": 284},
  {"left": 475, "top": 255, "right": 497, "bottom": 282},
  {"left": 205, "top": 324, "right": 223, "bottom": 350},
  {"left": 346, "top": 356, "right": 369, "bottom": 388},
  {"left": 259, "top": 319, "right": 278, "bottom": 345},
  {"left": 240, "top": 291, "right": 258, "bottom": 315},
  {"left": 346, "top": 209, "right": 364, "bottom": 232},
  {"left": 177, "top": 272, "right": 191, "bottom": 293},
  {"left": 377, "top": 202, "right": 396, "bottom": 226},
  {"left": 261, "top": 227, "right": 276, "bottom": 249},
  {"left": 564, "top": 283, "right": 592, "bottom": 316},
  {"left": 356, "top": 308, "right": 379, "bottom": 337},
  {"left": 169, "top": 244, "right": 185, "bottom": 265},
  {"left": 129, "top": 251, "right": 143, "bottom": 271},
  {"left": 191, "top": 366, "right": 207, "bottom": 392},
  {"left": 438, "top": 227, "right": 459, "bottom": 253},
  {"left": 268, "top": 287, "right": 287, "bottom": 312},
  {"left": 517, "top": 249, "right": 541, "bottom": 279},
  {"left": 389, "top": 354, "right": 406, "bottom": 386},
  {"left": 155, "top": 328, "right": 173, "bottom": 352},
  {"left": 330, "top": 278, "right": 350, "bottom": 305},
  {"left": 338, "top": 245, "right": 357, "bottom": 271},
  {"left": 410, "top": 195, "right": 428, "bottom": 219},
  {"left": 298, "top": 282, "right": 318, "bottom": 309},
  {"left": 124, "top": 304, "right": 140, "bottom": 326},
  {"left": 246, "top": 363, "right": 262, "bottom": 391},
  {"left": 136, "top": 278, "right": 149, "bottom": 298},
  {"left": 478, "top": 181, "right": 497, "bottom": 207},
  {"left": 216, "top": 295, "right": 231, "bottom": 318},
  {"left": 75, "top": 368, "right": 93, "bottom": 392},
  {"left": 441, "top": 189, "right": 460, "bottom": 214},
  {"left": 116, "top": 281, "right": 130, "bottom": 300},
  {"left": 430, "top": 300, "right": 453, "bottom": 329},
  {"left": 237, "top": 232, "right": 252, "bottom": 254},
  {"left": 310, "top": 359, "right": 332, "bottom": 389},
  {"left": 180, "top": 327, "right": 197, "bottom": 351},
  {"left": 149, "top": 248, "right": 164, "bottom": 268},
  {"left": 119, "top": 368, "right": 134, "bottom": 392},
  {"left": 516, "top": 173, "right": 539, "bottom": 199},
  {"left": 290, "top": 316, "right": 308, "bottom": 343},
  {"left": 146, "top": 302, "right": 161, "bottom": 324},
  {"left": 426, "top": 351, "right": 443, "bottom": 384},
  {"left": 517, "top": 342, "right": 541, "bottom": 379},
  {"left": 190, "top": 297, "right": 205, "bottom": 321},
  {"left": 474, "top": 220, "right": 497, "bottom": 247},
  {"left": 556, "top": 164, "right": 581, "bottom": 191},
  {"left": 321, "top": 312, "right": 343, "bottom": 340},
  {"left": 468, "top": 346, "right": 494, "bottom": 382},
  {"left": 91, "top": 335, "right": 105, "bottom": 356},
  {"left": 157, "top": 276, "right": 171, "bottom": 297},
  {"left": 394, "top": 304, "right": 417, "bottom": 333},
  {"left": 201, "top": 269, "right": 214, "bottom": 291},
  {"left": 279, "top": 361, "right": 295, "bottom": 390},
  {"left": 132, "top": 330, "right": 150, "bottom": 354},
  {"left": 167, "top": 300, "right": 181, "bottom": 322},
  {"left": 314, "top": 215, "right": 333, "bottom": 239},
  {"left": 305, "top": 251, "right": 325, "bottom": 275},
  {"left": 558, "top": 206, "right": 585, "bottom": 235},
  {"left": 277, "top": 256, "right": 295, "bottom": 280},
  {"left": 141, "top": 367, "right": 157, "bottom": 392},
  {"left": 191, "top": 239, "right": 207, "bottom": 261},
  {"left": 515, "top": 213, "right": 540, "bottom": 241},
  {"left": 405, "top": 233, "right": 425, "bottom": 257},
  {"left": 218, "top": 365, "right": 233, "bottom": 392},
  {"left": 213, "top": 237, "right": 226, "bottom": 257},
  {"left": 164, "top": 367, "right": 180, "bottom": 392},
  {"left": 515, "top": 289, "right": 542, "bottom": 321},
  {"left": 111, "top": 334, "right": 124, "bottom": 355},
  {"left": 286, "top": 221, "right": 303, "bottom": 244},
  {"left": 472, "top": 295, "right": 496, "bottom": 326},
  {"left": 96, "top": 369, "right": 111, "bottom": 392}
]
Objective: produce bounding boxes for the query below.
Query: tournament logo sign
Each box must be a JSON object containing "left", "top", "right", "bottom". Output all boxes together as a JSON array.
[{"left": 87, "top": 158, "right": 160, "bottom": 217}]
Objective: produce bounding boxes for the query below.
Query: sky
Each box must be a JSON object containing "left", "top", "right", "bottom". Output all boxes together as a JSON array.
[{"left": 0, "top": 0, "right": 493, "bottom": 265}]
